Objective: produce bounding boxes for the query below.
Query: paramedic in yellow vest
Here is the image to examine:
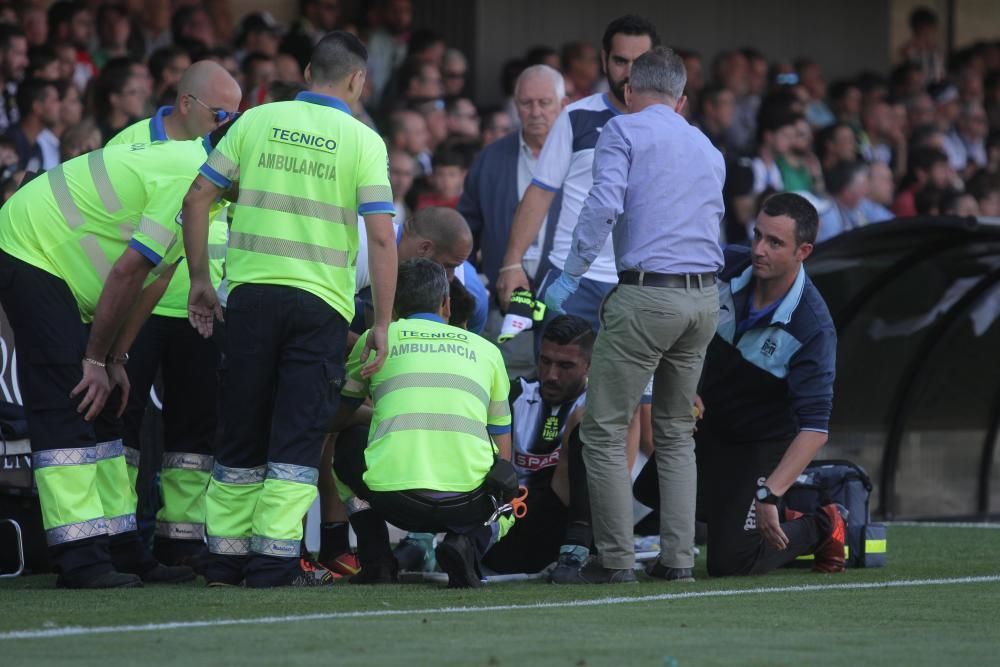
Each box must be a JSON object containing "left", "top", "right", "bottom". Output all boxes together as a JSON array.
[
  {"left": 106, "top": 60, "right": 240, "bottom": 569},
  {"left": 181, "top": 31, "right": 398, "bottom": 588},
  {"left": 332, "top": 258, "right": 513, "bottom": 589},
  {"left": 0, "top": 139, "right": 217, "bottom": 588}
]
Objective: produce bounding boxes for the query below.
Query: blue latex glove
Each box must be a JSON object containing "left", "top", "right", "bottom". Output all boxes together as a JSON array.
[{"left": 543, "top": 272, "right": 581, "bottom": 314}]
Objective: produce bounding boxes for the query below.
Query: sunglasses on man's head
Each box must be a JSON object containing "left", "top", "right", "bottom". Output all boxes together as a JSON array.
[{"left": 190, "top": 94, "right": 239, "bottom": 124}]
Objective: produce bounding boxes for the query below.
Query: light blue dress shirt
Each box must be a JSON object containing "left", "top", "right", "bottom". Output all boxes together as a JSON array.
[{"left": 563, "top": 103, "right": 726, "bottom": 278}]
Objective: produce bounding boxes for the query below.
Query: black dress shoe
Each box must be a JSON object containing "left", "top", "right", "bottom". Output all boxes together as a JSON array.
[
  {"left": 56, "top": 571, "right": 143, "bottom": 589},
  {"left": 138, "top": 563, "right": 196, "bottom": 584},
  {"left": 646, "top": 560, "right": 695, "bottom": 582},
  {"left": 434, "top": 534, "right": 482, "bottom": 589},
  {"left": 553, "top": 560, "right": 637, "bottom": 585},
  {"left": 348, "top": 560, "right": 399, "bottom": 585}
]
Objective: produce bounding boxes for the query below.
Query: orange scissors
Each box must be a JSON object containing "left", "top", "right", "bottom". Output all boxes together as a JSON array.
[{"left": 511, "top": 485, "right": 529, "bottom": 519}]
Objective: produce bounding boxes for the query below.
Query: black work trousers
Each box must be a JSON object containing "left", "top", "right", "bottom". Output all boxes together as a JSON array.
[
  {"left": 333, "top": 423, "right": 495, "bottom": 566},
  {"left": 122, "top": 313, "right": 219, "bottom": 556},
  {"left": 635, "top": 420, "right": 830, "bottom": 576},
  {"left": 481, "top": 424, "right": 593, "bottom": 574},
  {"left": 205, "top": 283, "right": 347, "bottom": 585},
  {"left": 0, "top": 250, "right": 155, "bottom": 582}
]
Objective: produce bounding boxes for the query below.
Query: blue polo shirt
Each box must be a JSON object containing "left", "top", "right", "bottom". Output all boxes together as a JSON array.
[{"left": 699, "top": 245, "right": 837, "bottom": 444}]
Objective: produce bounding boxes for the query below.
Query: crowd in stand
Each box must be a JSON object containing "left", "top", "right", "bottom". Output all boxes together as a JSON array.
[{"left": 0, "top": 3, "right": 996, "bottom": 247}]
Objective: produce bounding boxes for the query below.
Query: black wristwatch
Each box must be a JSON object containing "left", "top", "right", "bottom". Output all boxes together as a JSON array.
[{"left": 755, "top": 483, "right": 781, "bottom": 505}]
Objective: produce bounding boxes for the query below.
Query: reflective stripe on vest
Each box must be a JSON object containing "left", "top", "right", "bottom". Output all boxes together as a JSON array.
[
  {"left": 79, "top": 234, "right": 112, "bottom": 281},
  {"left": 228, "top": 231, "right": 349, "bottom": 268},
  {"left": 488, "top": 400, "right": 510, "bottom": 420},
  {"left": 206, "top": 150, "right": 240, "bottom": 182},
  {"left": 357, "top": 184, "right": 393, "bottom": 206},
  {"left": 48, "top": 164, "right": 86, "bottom": 229},
  {"left": 138, "top": 215, "right": 176, "bottom": 249},
  {"left": 237, "top": 189, "right": 357, "bottom": 226},
  {"left": 372, "top": 412, "right": 490, "bottom": 442},
  {"left": 88, "top": 151, "right": 122, "bottom": 214},
  {"left": 373, "top": 372, "right": 490, "bottom": 408}
]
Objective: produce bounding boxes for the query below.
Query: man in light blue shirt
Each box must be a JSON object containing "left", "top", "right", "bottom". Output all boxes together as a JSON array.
[
  {"left": 546, "top": 47, "right": 725, "bottom": 584},
  {"left": 815, "top": 160, "right": 894, "bottom": 243}
]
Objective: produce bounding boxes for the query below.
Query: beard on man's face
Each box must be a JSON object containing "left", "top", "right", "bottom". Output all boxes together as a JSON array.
[{"left": 608, "top": 73, "right": 627, "bottom": 104}]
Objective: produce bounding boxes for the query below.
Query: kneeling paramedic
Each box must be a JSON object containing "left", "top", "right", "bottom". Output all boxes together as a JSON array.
[{"left": 332, "top": 258, "right": 515, "bottom": 588}]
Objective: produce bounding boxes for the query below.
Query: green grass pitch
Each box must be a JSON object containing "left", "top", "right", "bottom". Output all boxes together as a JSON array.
[{"left": 2, "top": 525, "right": 999, "bottom": 666}]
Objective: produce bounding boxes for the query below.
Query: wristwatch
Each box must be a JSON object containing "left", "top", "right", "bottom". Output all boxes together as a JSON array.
[
  {"left": 755, "top": 483, "right": 781, "bottom": 505},
  {"left": 107, "top": 352, "right": 130, "bottom": 365}
]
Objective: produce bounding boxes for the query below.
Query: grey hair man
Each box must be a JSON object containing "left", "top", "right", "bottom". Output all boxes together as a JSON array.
[
  {"left": 546, "top": 46, "right": 726, "bottom": 584},
  {"left": 459, "top": 64, "right": 567, "bottom": 291}
]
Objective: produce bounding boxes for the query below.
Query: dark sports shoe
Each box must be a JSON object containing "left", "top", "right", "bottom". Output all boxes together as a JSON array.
[
  {"left": 434, "top": 534, "right": 482, "bottom": 589},
  {"left": 646, "top": 560, "right": 695, "bottom": 582},
  {"left": 318, "top": 551, "right": 361, "bottom": 577},
  {"left": 285, "top": 559, "right": 338, "bottom": 586},
  {"left": 813, "top": 504, "right": 847, "bottom": 573},
  {"left": 548, "top": 545, "right": 589, "bottom": 584},
  {"left": 139, "top": 563, "right": 196, "bottom": 584},
  {"left": 348, "top": 560, "right": 398, "bottom": 585},
  {"left": 56, "top": 570, "right": 143, "bottom": 589},
  {"left": 552, "top": 560, "right": 637, "bottom": 585},
  {"left": 393, "top": 534, "right": 436, "bottom": 572}
]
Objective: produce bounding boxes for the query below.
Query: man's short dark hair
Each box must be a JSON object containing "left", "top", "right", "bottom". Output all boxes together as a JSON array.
[
  {"left": 395, "top": 258, "right": 449, "bottom": 318},
  {"left": 448, "top": 277, "right": 475, "bottom": 328},
  {"left": 825, "top": 160, "right": 869, "bottom": 197},
  {"left": 525, "top": 45, "right": 558, "bottom": 66},
  {"left": 908, "top": 145, "right": 949, "bottom": 175},
  {"left": 171, "top": 6, "right": 209, "bottom": 45},
  {"left": 760, "top": 192, "right": 819, "bottom": 245},
  {"left": 909, "top": 6, "right": 938, "bottom": 31},
  {"left": 560, "top": 41, "right": 592, "bottom": 71},
  {"left": 814, "top": 122, "right": 854, "bottom": 162},
  {"left": 148, "top": 46, "right": 189, "bottom": 84},
  {"left": 309, "top": 31, "right": 368, "bottom": 85},
  {"left": 399, "top": 58, "right": 433, "bottom": 93},
  {"left": 757, "top": 107, "right": 801, "bottom": 140},
  {"left": 409, "top": 29, "right": 444, "bottom": 57},
  {"left": 0, "top": 24, "right": 25, "bottom": 52},
  {"left": 601, "top": 15, "right": 659, "bottom": 55},
  {"left": 15, "top": 78, "right": 55, "bottom": 119},
  {"left": 542, "top": 315, "right": 595, "bottom": 359},
  {"left": 828, "top": 79, "right": 860, "bottom": 105},
  {"left": 242, "top": 52, "right": 273, "bottom": 80},
  {"left": 701, "top": 83, "right": 730, "bottom": 107},
  {"left": 432, "top": 146, "right": 467, "bottom": 170}
]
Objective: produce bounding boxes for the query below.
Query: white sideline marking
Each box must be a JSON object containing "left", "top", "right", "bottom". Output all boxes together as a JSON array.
[
  {"left": 2, "top": 574, "right": 998, "bottom": 641},
  {"left": 887, "top": 521, "right": 1000, "bottom": 529}
]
